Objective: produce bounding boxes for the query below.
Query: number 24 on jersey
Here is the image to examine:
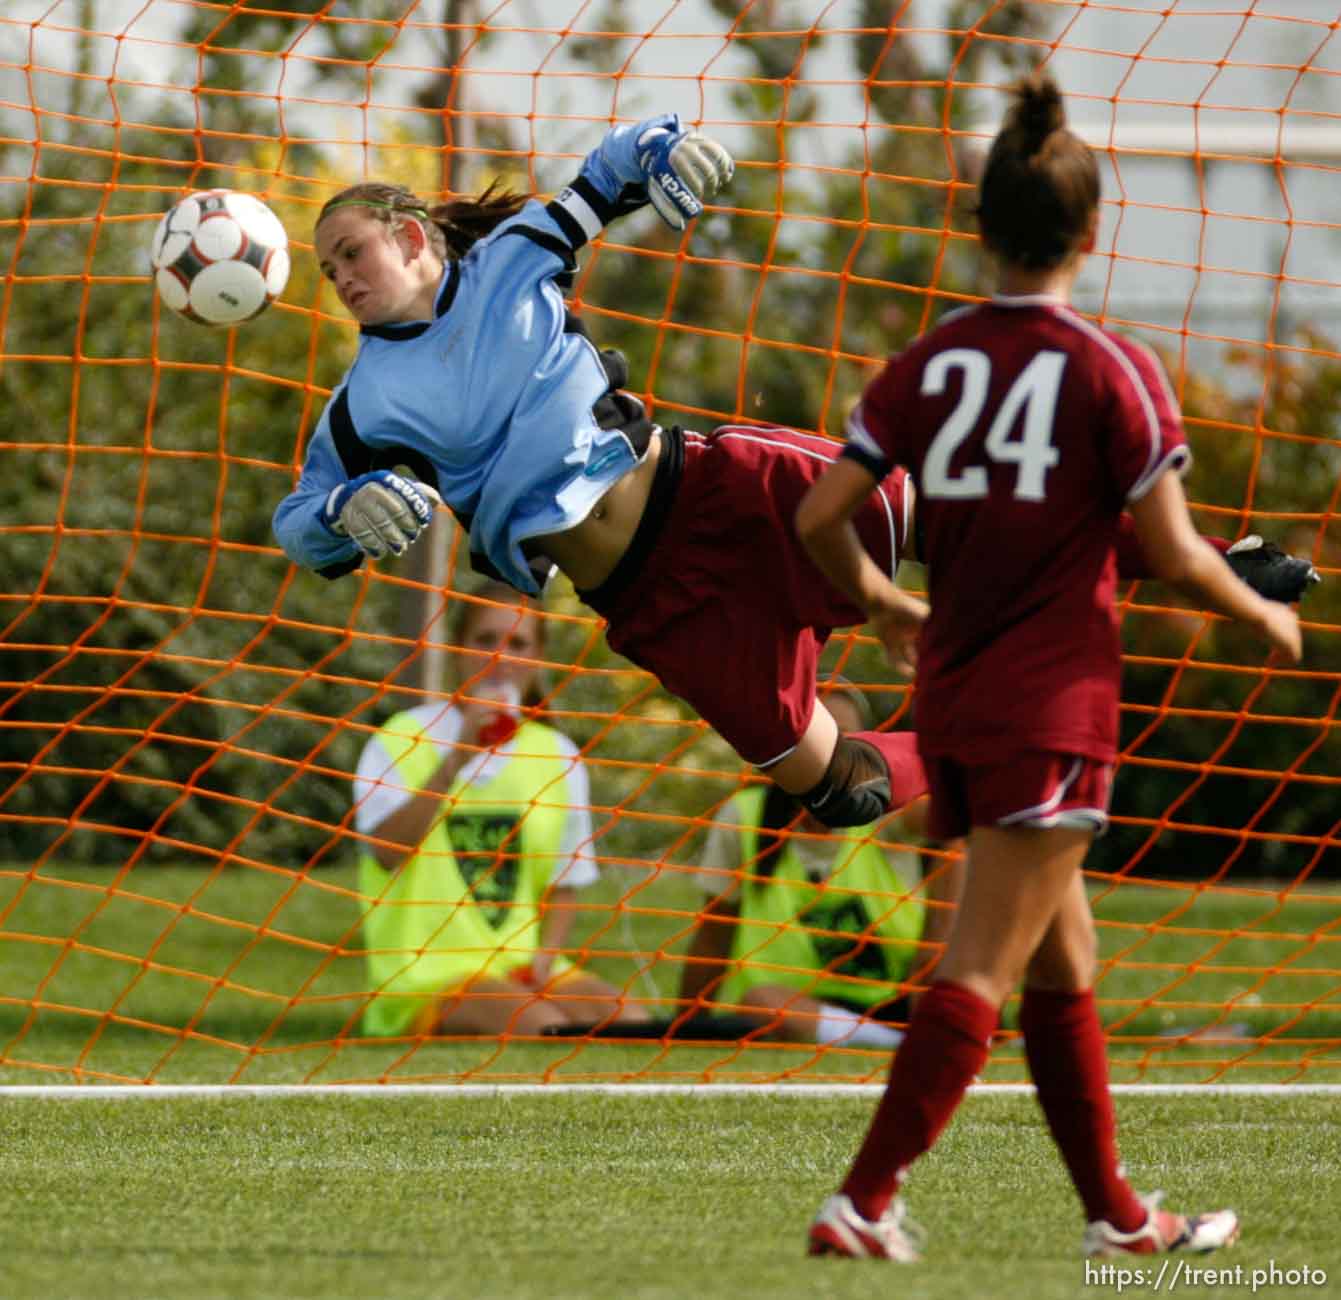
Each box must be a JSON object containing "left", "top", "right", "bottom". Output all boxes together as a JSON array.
[{"left": 920, "top": 348, "right": 1067, "bottom": 502}]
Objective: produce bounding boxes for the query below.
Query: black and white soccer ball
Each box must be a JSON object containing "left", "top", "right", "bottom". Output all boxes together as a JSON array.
[{"left": 150, "top": 189, "right": 290, "bottom": 327}]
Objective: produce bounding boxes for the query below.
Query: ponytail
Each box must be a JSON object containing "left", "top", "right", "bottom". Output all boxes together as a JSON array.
[
  {"left": 425, "top": 182, "right": 531, "bottom": 260},
  {"left": 1008, "top": 72, "right": 1066, "bottom": 154},
  {"left": 976, "top": 69, "right": 1099, "bottom": 271}
]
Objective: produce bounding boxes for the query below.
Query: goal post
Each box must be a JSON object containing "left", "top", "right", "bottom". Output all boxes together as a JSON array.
[{"left": 0, "top": 1, "right": 1337, "bottom": 1089}]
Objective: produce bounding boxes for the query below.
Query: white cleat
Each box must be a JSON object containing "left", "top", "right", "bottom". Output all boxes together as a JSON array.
[
  {"left": 1083, "top": 1191, "right": 1240, "bottom": 1258},
  {"left": 807, "top": 1192, "right": 924, "bottom": 1262}
]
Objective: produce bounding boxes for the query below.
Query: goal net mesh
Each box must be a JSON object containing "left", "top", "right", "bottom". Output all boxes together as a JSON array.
[{"left": 0, "top": 1, "right": 1336, "bottom": 1086}]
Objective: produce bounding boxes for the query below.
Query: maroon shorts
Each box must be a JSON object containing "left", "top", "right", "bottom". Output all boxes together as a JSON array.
[
  {"left": 585, "top": 425, "right": 911, "bottom": 766},
  {"left": 923, "top": 750, "right": 1113, "bottom": 842}
]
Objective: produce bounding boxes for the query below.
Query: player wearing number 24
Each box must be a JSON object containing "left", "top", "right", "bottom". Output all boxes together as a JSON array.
[
  {"left": 272, "top": 107, "right": 1316, "bottom": 849},
  {"left": 795, "top": 69, "right": 1308, "bottom": 1264}
]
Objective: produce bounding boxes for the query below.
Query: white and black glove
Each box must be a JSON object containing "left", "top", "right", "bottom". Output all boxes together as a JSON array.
[
  {"left": 322, "top": 470, "right": 439, "bottom": 561},
  {"left": 635, "top": 124, "right": 734, "bottom": 232},
  {"left": 1225, "top": 534, "right": 1321, "bottom": 604}
]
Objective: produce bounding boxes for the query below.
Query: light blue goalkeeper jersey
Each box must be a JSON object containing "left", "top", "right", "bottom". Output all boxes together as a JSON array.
[{"left": 272, "top": 113, "right": 679, "bottom": 595}]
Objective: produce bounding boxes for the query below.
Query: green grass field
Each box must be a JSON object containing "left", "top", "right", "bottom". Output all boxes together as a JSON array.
[
  {"left": 3, "top": 1091, "right": 1338, "bottom": 1299},
  {"left": 1, "top": 864, "right": 1339, "bottom": 1297},
  {"left": 1, "top": 862, "right": 1339, "bottom": 1086}
]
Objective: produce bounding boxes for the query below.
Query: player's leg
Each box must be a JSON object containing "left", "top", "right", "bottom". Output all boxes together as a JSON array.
[
  {"left": 736, "top": 984, "right": 905, "bottom": 1048},
  {"left": 761, "top": 694, "right": 837, "bottom": 793},
  {"left": 613, "top": 589, "right": 925, "bottom": 828},
  {"left": 819, "top": 824, "right": 1089, "bottom": 1244},
  {"left": 697, "top": 424, "right": 912, "bottom": 633},
  {"left": 543, "top": 967, "right": 651, "bottom": 1026},
  {"left": 700, "top": 426, "right": 923, "bottom": 824},
  {"left": 1024, "top": 879, "right": 1240, "bottom": 1256},
  {"left": 1018, "top": 876, "right": 1148, "bottom": 1232},
  {"left": 770, "top": 720, "right": 927, "bottom": 829},
  {"left": 429, "top": 974, "right": 567, "bottom": 1036},
  {"left": 589, "top": 423, "right": 925, "bottom": 826}
]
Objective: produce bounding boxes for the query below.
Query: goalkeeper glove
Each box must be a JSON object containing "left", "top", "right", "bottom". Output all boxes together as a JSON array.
[
  {"left": 1225, "top": 535, "right": 1321, "bottom": 604},
  {"left": 635, "top": 124, "right": 734, "bottom": 232},
  {"left": 322, "top": 470, "right": 438, "bottom": 561}
]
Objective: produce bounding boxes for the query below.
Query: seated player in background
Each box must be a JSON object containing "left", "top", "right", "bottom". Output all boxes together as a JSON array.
[
  {"left": 351, "top": 580, "right": 648, "bottom": 1037},
  {"left": 678, "top": 677, "right": 964, "bottom": 1050}
]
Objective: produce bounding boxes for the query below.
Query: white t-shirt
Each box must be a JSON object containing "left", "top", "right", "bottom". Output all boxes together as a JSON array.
[{"left": 352, "top": 702, "right": 599, "bottom": 890}]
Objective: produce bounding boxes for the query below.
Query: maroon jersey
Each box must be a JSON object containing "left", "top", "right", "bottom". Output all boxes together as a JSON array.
[{"left": 847, "top": 296, "right": 1188, "bottom": 763}]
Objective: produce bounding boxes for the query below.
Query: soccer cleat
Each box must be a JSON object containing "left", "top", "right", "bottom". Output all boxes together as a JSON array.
[
  {"left": 807, "top": 1192, "right": 923, "bottom": 1262},
  {"left": 1083, "top": 1191, "right": 1240, "bottom": 1258},
  {"left": 1225, "top": 535, "right": 1321, "bottom": 604}
]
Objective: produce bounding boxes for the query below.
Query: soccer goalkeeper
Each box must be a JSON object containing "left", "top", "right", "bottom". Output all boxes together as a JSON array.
[{"left": 272, "top": 110, "right": 1319, "bottom": 845}]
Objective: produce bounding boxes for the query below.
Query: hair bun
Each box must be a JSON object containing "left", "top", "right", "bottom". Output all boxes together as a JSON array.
[{"left": 1009, "top": 69, "right": 1066, "bottom": 151}]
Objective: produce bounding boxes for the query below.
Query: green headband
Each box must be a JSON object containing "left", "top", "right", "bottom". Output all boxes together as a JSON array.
[{"left": 322, "top": 198, "right": 430, "bottom": 219}]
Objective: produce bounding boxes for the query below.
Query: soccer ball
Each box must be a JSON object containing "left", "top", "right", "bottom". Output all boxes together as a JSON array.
[{"left": 150, "top": 189, "right": 290, "bottom": 327}]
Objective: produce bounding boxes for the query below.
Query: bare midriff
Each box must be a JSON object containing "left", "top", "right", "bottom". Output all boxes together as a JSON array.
[{"left": 532, "top": 430, "right": 663, "bottom": 592}]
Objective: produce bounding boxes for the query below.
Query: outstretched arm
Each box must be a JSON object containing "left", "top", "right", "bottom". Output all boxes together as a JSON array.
[
  {"left": 489, "top": 113, "right": 734, "bottom": 295},
  {"left": 1114, "top": 513, "right": 1319, "bottom": 602},
  {"left": 1127, "top": 471, "right": 1302, "bottom": 662}
]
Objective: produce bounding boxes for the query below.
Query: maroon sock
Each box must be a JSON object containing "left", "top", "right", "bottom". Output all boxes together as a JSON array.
[
  {"left": 849, "top": 729, "right": 928, "bottom": 813},
  {"left": 840, "top": 980, "right": 996, "bottom": 1221},
  {"left": 1019, "top": 987, "right": 1145, "bottom": 1231}
]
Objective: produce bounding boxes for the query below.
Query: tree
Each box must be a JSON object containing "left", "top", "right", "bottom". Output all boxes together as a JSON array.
[
  {"left": 0, "top": 38, "right": 400, "bottom": 866},
  {"left": 2, "top": 3, "right": 1332, "bottom": 880},
  {"left": 1099, "top": 331, "right": 1341, "bottom": 881}
]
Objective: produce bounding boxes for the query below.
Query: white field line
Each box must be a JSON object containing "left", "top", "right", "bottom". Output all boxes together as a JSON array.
[{"left": 1, "top": 1083, "right": 1339, "bottom": 1098}]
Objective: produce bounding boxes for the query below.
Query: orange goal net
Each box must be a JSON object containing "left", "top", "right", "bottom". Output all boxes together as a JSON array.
[{"left": 0, "top": 1, "right": 1337, "bottom": 1088}]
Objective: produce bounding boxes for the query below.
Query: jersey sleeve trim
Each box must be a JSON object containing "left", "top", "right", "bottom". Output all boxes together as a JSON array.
[
  {"left": 836, "top": 418, "right": 890, "bottom": 480},
  {"left": 547, "top": 176, "right": 611, "bottom": 250},
  {"left": 496, "top": 224, "right": 578, "bottom": 272},
  {"left": 317, "top": 555, "right": 364, "bottom": 580},
  {"left": 841, "top": 407, "right": 892, "bottom": 479},
  {"left": 318, "top": 382, "right": 444, "bottom": 581},
  {"left": 328, "top": 387, "right": 370, "bottom": 478},
  {"left": 903, "top": 476, "right": 919, "bottom": 565},
  {"left": 1126, "top": 444, "right": 1190, "bottom": 503},
  {"left": 312, "top": 387, "right": 368, "bottom": 579},
  {"left": 1058, "top": 308, "right": 1187, "bottom": 499},
  {"left": 840, "top": 440, "right": 889, "bottom": 480}
]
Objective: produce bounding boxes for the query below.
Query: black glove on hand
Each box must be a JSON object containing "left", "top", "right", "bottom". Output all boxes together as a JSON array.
[{"left": 1225, "top": 535, "right": 1321, "bottom": 604}]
